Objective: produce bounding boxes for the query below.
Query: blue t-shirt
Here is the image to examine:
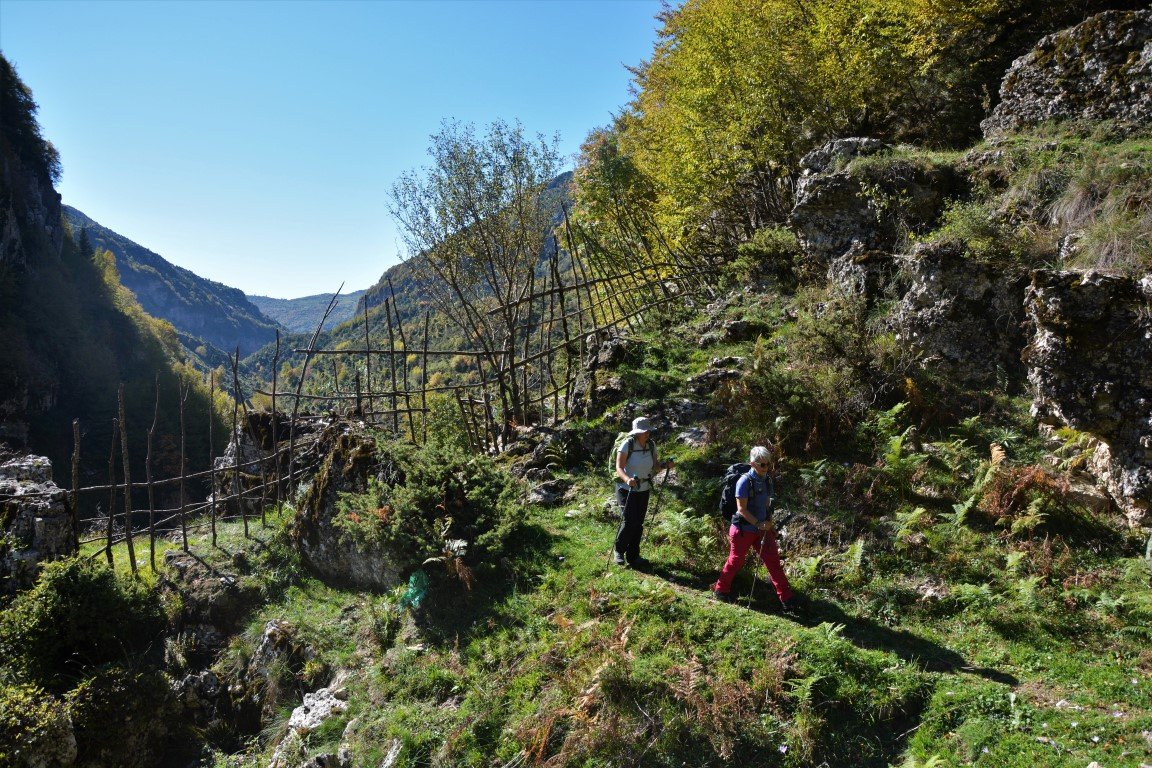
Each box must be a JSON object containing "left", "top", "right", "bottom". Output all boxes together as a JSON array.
[{"left": 733, "top": 470, "right": 772, "bottom": 531}]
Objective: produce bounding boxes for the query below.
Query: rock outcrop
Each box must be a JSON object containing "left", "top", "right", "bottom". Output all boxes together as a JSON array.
[
  {"left": 1024, "top": 270, "right": 1152, "bottom": 526},
  {"left": 893, "top": 241, "right": 1027, "bottom": 390},
  {"left": 982, "top": 10, "right": 1152, "bottom": 138},
  {"left": 0, "top": 446, "right": 75, "bottom": 591},
  {"left": 293, "top": 421, "right": 410, "bottom": 590},
  {"left": 791, "top": 138, "right": 961, "bottom": 295}
]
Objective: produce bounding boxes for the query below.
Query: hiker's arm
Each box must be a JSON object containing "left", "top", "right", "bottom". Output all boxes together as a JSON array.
[
  {"left": 616, "top": 450, "right": 637, "bottom": 487},
  {"left": 735, "top": 496, "right": 764, "bottom": 528}
]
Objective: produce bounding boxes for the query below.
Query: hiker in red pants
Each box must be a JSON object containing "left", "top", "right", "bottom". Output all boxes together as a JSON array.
[{"left": 712, "top": 444, "right": 799, "bottom": 612}]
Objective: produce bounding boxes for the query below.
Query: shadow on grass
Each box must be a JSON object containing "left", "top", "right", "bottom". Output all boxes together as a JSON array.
[
  {"left": 646, "top": 562, "right": 1017, "bottom": 686},
  {"left": 413, "top": 520, "right": 557, "bottom": 647}
]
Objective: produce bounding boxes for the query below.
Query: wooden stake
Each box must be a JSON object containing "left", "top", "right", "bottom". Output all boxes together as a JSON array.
[
  {"left": 70, "top": 419, "right": 80, "bottom": 551},
  {"left": 178, "top": 382, "right": 189, "bottom": 552},
  {"left": 208, "top": 371, "right": 217, "bottom": 548},
  {"left": 107, "top": 417, "right": 117, "bottom": 567},
  {"left": 117, "top": 385, "right": 137, "bottom": 574},
  {"left": 147, "top": 375, "right": 159, "bottom": 572},
  {"left": 421, "top": 311, "right": 431, "bottom": 444}
]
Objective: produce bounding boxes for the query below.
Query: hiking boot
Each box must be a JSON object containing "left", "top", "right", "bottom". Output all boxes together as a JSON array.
[
  {"left": 780, "top": 594, "right": 806, "bottom": 616},
  {"left": 612, "top": 552, "right": 627, "bottom": 566},
  {"left": 627, "top": 557, "right": 652, "bottom": 571},
  {"left": 711, "top": 590, "right": 735, "bottom": 603}
]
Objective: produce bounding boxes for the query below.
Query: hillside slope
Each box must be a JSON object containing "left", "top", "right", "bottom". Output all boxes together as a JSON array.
[
  {"left": 0, "top": 55, "right": 223, "bottom": 487},
  {"left": 248, "top": 289, "right": 367, "bottom": 333},
  {"left": 63, "top": 205, "right": 282, "bottom": 357}
]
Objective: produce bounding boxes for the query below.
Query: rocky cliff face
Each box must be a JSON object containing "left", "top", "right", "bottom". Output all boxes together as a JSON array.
[
  {"left": 0, "top": 445, "right": 76, "bottom": 591},
  {"left": 893, "top": 241, "right": 1028, "bottom": 391},
  {"left": 1024, "top": 271, "right": 1152, "bottom": 526},
  {"left": 0, "top": 145, "right": 64, "bottom": 272},
  {"left": 791, "top": 138, "right": 962, "bottom": 297},
  {"left": 785, "top": 9, "right": 1152, "bottom": 526},
  {"left": 982, "top": 9, "right": 1152, "bottom": 138}
]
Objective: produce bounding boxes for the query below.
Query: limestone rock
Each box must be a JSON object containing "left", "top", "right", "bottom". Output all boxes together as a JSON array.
[
  {"left": 231, "top": 620, "right": 322, "bottom": 733},
  {"left": 294, "top": 421, "right": 409, "bottom": 590},
  {"left": 1024, "top": 270, "right": 1152, "bottom": 525},
  {"left": 791, "top": 139, "right": 960, "bottom": 292},
  {"left": 893, "top": 241, "right": 1027, "bottom": 390},
  {"left": 286, "top": 687, "right": 349, "bottom": 734},
  {"left": 0, "top": 446, "right": 75, "bottom": 592},
  {"left": 982, "top": 10, "right": 1152, "bottom": 138}
]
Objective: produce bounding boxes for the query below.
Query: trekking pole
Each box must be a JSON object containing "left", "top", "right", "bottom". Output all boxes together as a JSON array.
[
  {"left": 747, "top": 509, "right": 794, "bottom": 603},
  {"left": 747, "top": 526, "right": 770, "bottom": 602},
  {"left": 639, "top": 464, "right": 672, "bottom": 551}
]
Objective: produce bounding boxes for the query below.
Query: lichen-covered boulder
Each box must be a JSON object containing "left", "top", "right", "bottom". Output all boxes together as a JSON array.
[
  {"left": 161, "top": 549, "right": 261, "bottom": 635},
  {"left": 211, "top": 410, "right": 292, "bottom": 518},
  {"left": 791, "top": 139, "right": 961, "bottom": 293},
  {"left": 982, "top": 10, "right": 1152, "bottom": 138},
  {"left": 0, "top": 446, "right": 75, "bottom": 592},
  {"left": 293, "top": 422, "right": 402, "bottom": 590},
  {"left": 893, "top": 241, "right": 1027, "bottom": 390},
  {"left": 1024, "top": 270, "right": 1152, "bottom": 526}
]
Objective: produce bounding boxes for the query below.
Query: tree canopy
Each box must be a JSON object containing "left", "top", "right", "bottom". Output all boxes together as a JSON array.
[{"left": 573, "top": 0, "right": 1141, "bottom": 255}]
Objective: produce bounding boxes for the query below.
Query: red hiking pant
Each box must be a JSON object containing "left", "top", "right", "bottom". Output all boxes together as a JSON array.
[{"left": 713, "top": 525, "right": 793, "bottom": 602}]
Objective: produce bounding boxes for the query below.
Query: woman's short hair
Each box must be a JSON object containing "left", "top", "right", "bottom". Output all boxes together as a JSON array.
[{"left": 749, "top": 445, "right": 773, "bottom": 465}]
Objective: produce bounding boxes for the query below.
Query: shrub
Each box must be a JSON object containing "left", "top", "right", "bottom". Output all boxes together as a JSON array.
[
  {"left": 0, "top": 682, "right": 74, "bottom": 767},
  {"left": 332, "top": 440, "right": 520, "bottom": 578},
  {"left": 0, "top": 558, "right": 167, "bottom": 692},
  {"left": 67, "top": 665, "right": 174, "bottom": 768},
  {"left": 732, "top": 226, "right": 803, "bottom": 288}
]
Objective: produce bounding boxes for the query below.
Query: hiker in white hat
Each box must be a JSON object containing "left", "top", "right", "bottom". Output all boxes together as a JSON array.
[{"left": 612, "top": 416, "right": 674, "bottom": 569}]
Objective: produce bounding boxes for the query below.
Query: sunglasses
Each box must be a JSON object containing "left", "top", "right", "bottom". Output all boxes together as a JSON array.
[{"left": 753, "top": 461, "right": 770, "bottom": 468}]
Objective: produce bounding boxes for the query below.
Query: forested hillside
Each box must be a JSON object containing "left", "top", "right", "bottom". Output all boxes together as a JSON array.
[
  {"left": 248, "top": 290, "right": 366, "bottom": 333},
  {"left": 0, "top": 54, "right": 223, "bottom": 497},
  {"left": 63, "top": 205, "right": 282, "bottom": 358}
]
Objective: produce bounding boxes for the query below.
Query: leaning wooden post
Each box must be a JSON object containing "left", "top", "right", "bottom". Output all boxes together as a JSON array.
[
  {"left": 354, "top": 371, "right": 363, "bottom": 417},
  {"left": 454, "top": 387, "right": 476, "bottom": 453},
  {"left": 208, "top": 371, "right": 217, "bottom": 548},
  {"left": 146, "top": 374, "right": 159, "bottom": 573},
  {"left": 231, "top": 348, "right": 258, "bottom": 538},
  {"left": 178, "top": 382, "right": 189, "bottom": 552},
  {"left": 70, "top": 419, "right": 80, "bottom": 551},
  {"left": 289, "top": 289, "right": 344, "bottom": 504},
  {"left": 421, "top": 311, "right": 431, "bottom": 444},
  {"left": 117, "top": 385, "right": 137, "bottom": 574},
  {"left": 230, "top": 357, "right": 248, "bottom": 539},
  {"left": 106, "top": 417, "right": 117, "bottom": 566},
  {"left": 384, "top": 297, "right": 399, "bottom": 435},
  {"left": 362, "top": 299, "right": 373, "bottom": 417},
  {"left": 388, "top": 278, "right": 417, "bottom": 440},
  {"left": 271, "top": 330, "right": 281, "bottom": 514}
]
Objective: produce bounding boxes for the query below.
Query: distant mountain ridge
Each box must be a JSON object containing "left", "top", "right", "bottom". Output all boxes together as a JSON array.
[
  {"left": 248, "top": 289, "right": 367, "bottom": 333},
  {"left": 63, "top": 205, "right": 282, "bottom": 357}
]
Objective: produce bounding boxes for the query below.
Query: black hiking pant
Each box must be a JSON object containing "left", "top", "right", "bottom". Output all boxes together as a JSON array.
[{"left": 614, "top": 486, "right": 650, "bottom": 563}]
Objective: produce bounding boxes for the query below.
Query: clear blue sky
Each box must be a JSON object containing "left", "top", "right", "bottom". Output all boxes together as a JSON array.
[{"left": 0, "top": 0, "right": 662, "bottom": 298}]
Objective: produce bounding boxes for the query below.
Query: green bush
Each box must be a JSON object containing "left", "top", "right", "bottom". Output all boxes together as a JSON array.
[
  {"left": 67, "top": 665, "right": 174, "bottom": 768},
  {"left": 332, "top": 439, "right": 520, "bottom": 576},
  {"left": 0, "top": 558, "right": 167, "bottom": 692},
  {"left": 0, "top": 682, "right": 74, "bottom": 766},
  {"left": 732, "top": 226, "right": 803, "bottom": 288}
]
